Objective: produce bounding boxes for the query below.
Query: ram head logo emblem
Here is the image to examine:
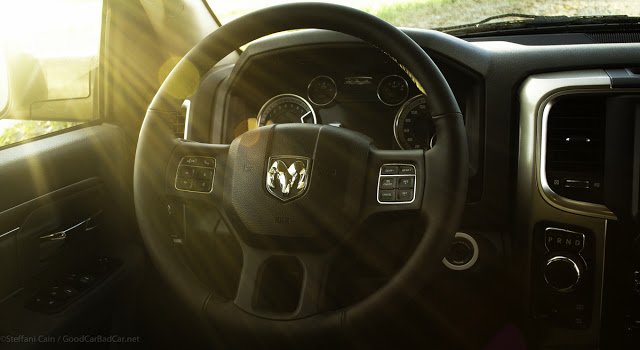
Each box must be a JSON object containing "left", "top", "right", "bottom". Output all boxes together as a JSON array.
[{"left": 266, "top": 157, "right": 310, "bottom": 201}]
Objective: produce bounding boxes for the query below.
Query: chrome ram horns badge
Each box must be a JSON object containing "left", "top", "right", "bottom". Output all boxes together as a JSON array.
[{"left": 266, "top": 156, "right": 310, "bottom": 201}]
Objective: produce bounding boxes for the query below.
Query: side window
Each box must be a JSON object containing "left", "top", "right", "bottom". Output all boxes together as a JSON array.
[{"left": 0, "top": 0, "right": 103, "bottom": 147}]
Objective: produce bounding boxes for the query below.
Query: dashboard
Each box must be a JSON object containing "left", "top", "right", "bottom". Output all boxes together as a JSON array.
[{"left": 184, "top": 29, "right": 640, "bottom": 349}]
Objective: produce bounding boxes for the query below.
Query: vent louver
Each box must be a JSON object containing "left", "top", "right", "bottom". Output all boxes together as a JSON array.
[
  {"left": 545, "top": 95, "right": 606, "bottom": 204},
  {"left": 587, "top": 32, "right": 640, "bottom": 44},
  {"left": 173, "top": 100, "right": 191, "bottom": 139}
]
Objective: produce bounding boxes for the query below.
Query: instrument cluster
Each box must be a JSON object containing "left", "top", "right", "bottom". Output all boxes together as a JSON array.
[{"left": 254, "top": 74, "right": 436, "bottom": 150}]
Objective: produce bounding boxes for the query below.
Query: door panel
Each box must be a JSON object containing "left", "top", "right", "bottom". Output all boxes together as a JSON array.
[
  {"left": 0, "top": 125, "right": 128, "bottom": 211},
  {"left": 0, "top": 228, "right": 19, "bottom": 303},
  {"left": 0, "top": 125, "right": 142, "bottom": 347}
]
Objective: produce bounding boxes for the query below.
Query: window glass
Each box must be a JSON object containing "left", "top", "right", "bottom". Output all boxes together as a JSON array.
[
  {"left": 0, "top": 0, "right": 102, "bottom": 147},
  {"left": 0, "top": 45, "right": 7, "bottom": 113},
  {"left": 0, "top": 120, "right": 81, "bottom": 146},
  {"left": 208, "top": 0, "right": 640, "bottom": 29}
]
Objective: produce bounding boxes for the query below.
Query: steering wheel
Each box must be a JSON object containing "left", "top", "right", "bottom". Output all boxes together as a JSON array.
[{"left": 134, "top": 2, "right": 468, "bottom": 346}]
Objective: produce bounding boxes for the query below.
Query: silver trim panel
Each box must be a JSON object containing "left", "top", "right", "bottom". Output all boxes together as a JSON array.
[
  {"left": 600, "top": 219, "right": 608, "bottom": 327},
  {"left": 0, "top": 227, "right": 19, "bottom": 239},
  {"left": 519, "top": 70, "right": 617, "bottom": 219},
  {"left": 181, "top": 99, "right": 191, "bottom": 140}
]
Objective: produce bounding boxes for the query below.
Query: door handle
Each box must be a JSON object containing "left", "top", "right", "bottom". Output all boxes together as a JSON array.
[
  {"left": 40, "top": 231, "right": 67, "bottom": 242},
  {"left": 39, "top": 210, "right": 103, "bottom": 242}
]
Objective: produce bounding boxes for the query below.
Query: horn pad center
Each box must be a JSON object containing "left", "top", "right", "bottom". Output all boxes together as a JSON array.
[{"left": 224, "top": 124, "right": 371, "bottom": 248}]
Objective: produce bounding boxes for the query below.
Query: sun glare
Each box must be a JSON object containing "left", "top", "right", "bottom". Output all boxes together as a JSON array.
[{"left": 0, "top": 0, "right": 101, "bottom": 58}]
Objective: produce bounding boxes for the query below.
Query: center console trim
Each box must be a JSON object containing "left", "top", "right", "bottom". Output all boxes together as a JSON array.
[{"left": 520, "top": 70, "right": 633, "bottom": 219}]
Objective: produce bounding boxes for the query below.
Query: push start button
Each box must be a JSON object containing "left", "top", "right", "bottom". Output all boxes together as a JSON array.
[{"left": 443, "top": 232, "right": 478, "bottom": 271}]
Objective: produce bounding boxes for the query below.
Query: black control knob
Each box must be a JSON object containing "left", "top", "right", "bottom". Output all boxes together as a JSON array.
[{"left": 543, "top": 255, "right": 583, "bottom": 292}]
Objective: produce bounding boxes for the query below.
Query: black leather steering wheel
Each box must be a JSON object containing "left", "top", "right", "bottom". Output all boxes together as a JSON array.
[{"left": 134, "top": 2, "right": 468, "bottom": 345}]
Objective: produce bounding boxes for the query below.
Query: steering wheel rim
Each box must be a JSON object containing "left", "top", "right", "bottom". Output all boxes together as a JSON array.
[{"left": 134, "top": 2, "right": 468, "bottom": 344}]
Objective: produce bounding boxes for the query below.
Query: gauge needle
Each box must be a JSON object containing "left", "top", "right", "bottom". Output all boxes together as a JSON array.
[{"left": 300, "top": 111, "right": 311, "bottom": 123}]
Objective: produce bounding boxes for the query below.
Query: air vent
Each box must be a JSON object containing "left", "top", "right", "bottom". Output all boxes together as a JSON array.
[
  {"left": 587, "top": 32, "right": 640, "bottom": 44},
  {"left": 545, "top": 95, "right": 606, "bottom": 204},
  {"left": 173, "top": 100, "right": 191, "bottom": 139}
]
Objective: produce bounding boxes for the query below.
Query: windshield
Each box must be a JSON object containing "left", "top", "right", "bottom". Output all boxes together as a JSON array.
[{"left": 208, "top": 0, "right": 640, "bottom": 29}]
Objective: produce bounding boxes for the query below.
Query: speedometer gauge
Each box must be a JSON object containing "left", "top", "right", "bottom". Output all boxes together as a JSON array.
[
  {"left": 394, "top": 95, "right": 436, "bottom": 150},
  {"left": 257, "top": 94, "right": 317, "bottom": 127}
]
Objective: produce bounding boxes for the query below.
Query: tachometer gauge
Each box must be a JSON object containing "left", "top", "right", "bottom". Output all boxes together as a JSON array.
[
  {"left": 377, "top": 75, "right": 409, "bottom": 106},
  {"left": 394, "top": 95, "right": 436, "bottom": 150},
  {"left": 307, "top": 76, "right": 337, "bottom": 106},
  {"left": 257, "top": 94, "right": 317, "bottom": 127}
]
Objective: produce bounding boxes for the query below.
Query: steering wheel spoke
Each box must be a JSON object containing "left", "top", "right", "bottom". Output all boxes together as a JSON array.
[{"left": 234, "top": 243, "right": 334, "bottom": 320}]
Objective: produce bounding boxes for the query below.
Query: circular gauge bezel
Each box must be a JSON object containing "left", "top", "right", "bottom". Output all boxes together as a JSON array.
[
  {"left": 393, "top": 94, "right": 433, "bottom": 150},
  {"left": 257, "top": 94, "right": 317, "bottom": 127},
  {"left": 377, "top": 74, "right": 409, "bottom": 106},
  {"left": 307, "top": 75, "right": 337, "bottom": 106}
]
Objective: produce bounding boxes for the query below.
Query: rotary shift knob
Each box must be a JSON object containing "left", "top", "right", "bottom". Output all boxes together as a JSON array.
[{"left": 543, "top": 255, "right": 583, "bottom": 292}]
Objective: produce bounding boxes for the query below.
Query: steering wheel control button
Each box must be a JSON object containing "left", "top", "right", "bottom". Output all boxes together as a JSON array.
[
  {"left": 377, "top": 164, "right": 416, "bottom": 204},
  {"left": 380, "top": 177, "right": 396, "bottom": 189},
  {"left": 399, "top": 166, "right": 415, "bottom": 174},
  {"left": 176, "top": 178, "right": 194, "bottom": 190},
  {"left": 199, "top": 157, "right": 215, "bottom": 167},
  {"left": 178, "top": 166, "right": 195, "bottom": 178},
  {"left": 195, "top": 180, "right": 212, "bottom": 192},
  {"left": 181, "top": 157, "right": 199, "bottom": 165},
  {"left": 378, "top": 190, "right": 395, "bottom": 202},
  {"left": 443, "top": 232, "right": 479, "bottom": 271},
  {"left": 397, "top": 189, "right": 412, "bottom": 201},
  {"left": 381, "top": 165, "right": 399, "bottom": 175},
  {"left": 397, "top": 177, "right": 414, "bottom": 188},
  {"left": 175, "top": 156, "right": 216, "bottom": 193},
  {"left": 195, "top": 168, "right": 214, "bottom": 180}
]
